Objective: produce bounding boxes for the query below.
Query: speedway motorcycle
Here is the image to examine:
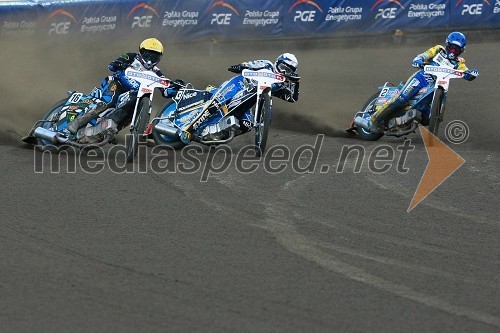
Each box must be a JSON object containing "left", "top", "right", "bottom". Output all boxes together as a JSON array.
[
  {"left": 347, "top": 53, "right": 465, "bottom": 141},
  {"left": 22, "top": 67, "right": 171, "bottom": 163},
  {"left": 151, "top": 68, "right": 288, "bottom": 156}
]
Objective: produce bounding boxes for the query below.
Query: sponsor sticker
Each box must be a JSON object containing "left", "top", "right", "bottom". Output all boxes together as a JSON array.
[
  {"left": 243, "top": 71, "right": 285, "bottom": 81},
  {"left": 66, "top": 110, "right": 78, "bottom": 122}
]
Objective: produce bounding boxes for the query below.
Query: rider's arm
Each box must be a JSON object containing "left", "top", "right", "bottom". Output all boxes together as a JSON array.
[
  {"left": 246, "top": 60, "right": 273, "bottom": 70},
  {"left": 458, "top": 58, "right": 479, "bottom": 81},
  {"left": 456, "top": 57, "right": 468, "bottom": 71},
  {"left": 228, "top": 60, "right": 273, "bottom": 73},
  {"left": 228, "top": 62, "right": 249, "bottom": 73},
  {"left": 272, "top": 80, "right": 300, "bottom": 103},
  {"left": 412, "top": 45, "right": 442, "bottom": 67},
  {"left": 152, "top": 66, "right": 165, "bottom": 77},
  {"left": 108, "top": 53, "right": 136, "bottom": 72},
  {"left": 420, "top": 45, "right": 442, "bottom": 62}
]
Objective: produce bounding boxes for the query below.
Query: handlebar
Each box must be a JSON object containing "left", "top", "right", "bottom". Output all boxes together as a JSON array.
[{"left": 282, "top": 73, "right": 300, "bottom": 82}]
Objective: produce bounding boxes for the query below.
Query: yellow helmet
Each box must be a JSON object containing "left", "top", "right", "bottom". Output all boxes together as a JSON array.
[
  {"left": 140, "top": 38, "right": 164, "bottom": 54},
  {"left": 139, "top": 38, "right": 164, "bottom": 69}
]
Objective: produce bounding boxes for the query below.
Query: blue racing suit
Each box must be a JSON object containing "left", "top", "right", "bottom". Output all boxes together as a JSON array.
[
  {"left": 89, "top": 52, "right": 179, "bottom": 130},
  {"left": 371, "top": 45, "right": 478, "bottom": 127}
]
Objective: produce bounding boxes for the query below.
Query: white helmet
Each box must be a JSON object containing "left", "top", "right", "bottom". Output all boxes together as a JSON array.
[{"left": 275, "top": 53, "right": 298, "bottom": 75}]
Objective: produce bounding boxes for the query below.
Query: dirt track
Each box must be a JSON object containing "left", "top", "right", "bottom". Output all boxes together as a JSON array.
[
  {"left": 1, "top": 35, "right": 499, "bottom": 146},
  {"left": 0, "top": 34, "right": 499, "bottom": 332}
]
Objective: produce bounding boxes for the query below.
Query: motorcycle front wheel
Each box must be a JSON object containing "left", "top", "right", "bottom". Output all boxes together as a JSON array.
[
  {"left": 428, "top": 88, "right": 444, "bottom": 136},
  {"left": 254, "top": 94, "right": 271, "bottom": 157},
  {"left": 126, "top": 97, "right": 150, "bottom": 163}
]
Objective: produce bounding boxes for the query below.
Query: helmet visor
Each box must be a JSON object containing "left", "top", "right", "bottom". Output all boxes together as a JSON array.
[
  {"left": 141, "top": 50, "right": 162, "bottom": 67},
  {"left": 277, "top": 62, "right": 295, "bottom": 75},
  {"left": 447, "top": 43, "right": 463, "bottom": 56}
]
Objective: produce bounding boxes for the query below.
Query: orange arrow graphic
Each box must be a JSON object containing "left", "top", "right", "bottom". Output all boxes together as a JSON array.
[{"left": 408, "top": 126, "right": 465, "bottom": 212}]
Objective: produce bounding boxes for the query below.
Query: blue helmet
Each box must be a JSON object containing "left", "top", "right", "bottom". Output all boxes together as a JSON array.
[{"left": 445, "top": 32, "right": 466, "bottom": 60}]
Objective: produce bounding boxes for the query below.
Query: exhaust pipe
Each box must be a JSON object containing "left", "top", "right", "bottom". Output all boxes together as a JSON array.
[
  {"left": 33, "top": 127, "right": 58, "bottom": 143},
  {"left": 154, "top": 122, "right": 180, "bottom": 138},
  {"left": 353, "top": 116, "right": 371, "bottom": 131}
]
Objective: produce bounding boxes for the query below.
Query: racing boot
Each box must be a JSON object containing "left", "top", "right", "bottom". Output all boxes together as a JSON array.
[
  {"left": 238, "top": 110, "right": 253, "bottom": 134},
  {"left": 67, "top": 101, "right": 107, "bottom": 134},
  {"left": 179, "top": 131, "right": 192, "bottom": 144}
]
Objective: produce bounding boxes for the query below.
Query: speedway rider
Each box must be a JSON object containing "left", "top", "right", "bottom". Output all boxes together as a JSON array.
[
  {"left": 369, "top": 32, "right": 479, "bottom": 133},
  {"left": 66, "top": 38, "right": 182, "bottom": 139},
  {"left": 180, "top": 53, "right": 300, "bottom": 143}
]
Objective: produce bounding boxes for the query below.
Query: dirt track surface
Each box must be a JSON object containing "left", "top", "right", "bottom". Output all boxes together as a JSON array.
[{"left": 0, "top": 35, "right": 499, "bottom": 332}]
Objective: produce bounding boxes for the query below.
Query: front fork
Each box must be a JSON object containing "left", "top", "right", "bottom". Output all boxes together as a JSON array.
[
  {"left": 430, "top": 86, "right": 447, "bottom": 121},
  {"left": 253, "top": 88, "right": 272, "bottom": 126},
  {"left": 130, "top": 94, "right": 152, "bottom": 131}
]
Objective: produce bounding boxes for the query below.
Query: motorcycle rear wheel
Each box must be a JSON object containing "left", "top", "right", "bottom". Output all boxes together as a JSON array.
[
  {"left": 126, "top": 97, "right": 150, "bottom": 163},
  {"left": 357, "top": 92, "right": 383, "bottom": 141},
  {"left": 36, "top": 99, "right": 68, "bottom": 153},
  {"left": 254, "top": 94, "right": 271, "bottom": 157}
]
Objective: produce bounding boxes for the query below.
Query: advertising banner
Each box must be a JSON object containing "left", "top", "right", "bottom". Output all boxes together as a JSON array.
[
  {"left": 450, "top": 0, "right": 500, "bottom": 28},
  {"left": 0, "top": 0, "right": 498, "bottom": 41}
]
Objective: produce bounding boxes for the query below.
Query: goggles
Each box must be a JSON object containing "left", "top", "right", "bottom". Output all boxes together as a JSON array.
[
  {"left": 277, "top": 62, "right": 295, "bottom": 75},
  {"left": 447, "top": 44, "right": 463, "bottom": 55},
  {"left": 142, "top": 50, "right": 162, "bottom": 65}
]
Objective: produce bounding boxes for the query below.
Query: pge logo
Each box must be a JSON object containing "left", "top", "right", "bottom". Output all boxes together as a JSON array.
[
  {"left": 45, "top": 9, "right": 77, "bottom": 35},
  {"left": 128, "top": 3, "right": 160, "bottom": 28},
  {"left": 371, "top": 0, "right": 405, "bottom": 19},
  {"left": 288, "top": 0, "right": 323, "bottom": 22},
  {"left": 206, "top": 1, "right": 240, "bottom": 25},
  {"left": 456, "top": 0, "right": 491, "bottom": 15}
]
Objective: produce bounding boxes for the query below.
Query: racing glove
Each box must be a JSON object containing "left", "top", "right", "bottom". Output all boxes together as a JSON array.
[
  {"left": 412, "top": 58, "right": 424, "bottom": 69},
  {"left": 286, "top": 73, "right": 301, "bottom": 82},
  {"left": 170, "top": 79, "right": 186, "bottom": 89},
  {"left": 162, "top": 88, "right": 172, "bottom": 98},
  {"left": 228, "top": 64, "right": 247, "bottom": 74},
  {"left": 109, "top": 59, "right": 128, "bottom": 71},
  {"left": 463, "top": 69, "right": 479, "bottom": 81},
  {"left": 163, "top": 79, "right": 187, "bottom": 98}
]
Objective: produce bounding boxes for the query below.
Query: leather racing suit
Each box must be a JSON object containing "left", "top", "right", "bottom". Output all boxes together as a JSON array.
[
  {"left": 370, "top": 45, "right": 477, "bottom": 128},
  {"left": 208, "top": 59, "right": 300, "bottom": 133},
  {"left": 67, "top": 53, "right": 180, "bottom": 135}
]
